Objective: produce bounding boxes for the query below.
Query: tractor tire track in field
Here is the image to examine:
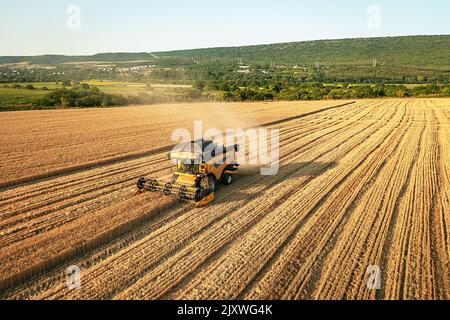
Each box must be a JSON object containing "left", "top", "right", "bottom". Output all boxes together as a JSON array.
[
  {"left": 243, "top": 102, "right": 410, "bottom": 300},
  {"left": 0, "top": 99, "right": 449, "bottom": 300},
  {"left": 310, "top": 107, "right": 425, "bottom": 300}
]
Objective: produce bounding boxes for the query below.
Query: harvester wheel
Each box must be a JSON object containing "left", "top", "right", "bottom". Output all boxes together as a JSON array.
[
  {"left": 197, "top": 176, "right": 217, "bottom": 201},
  {"left": 222, "top": 174, "right": 233, "bottom": 186}
]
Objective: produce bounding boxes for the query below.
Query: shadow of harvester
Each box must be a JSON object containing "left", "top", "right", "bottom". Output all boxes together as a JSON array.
[{"left": 213, "top": 161, "right": 338, "bottom": 204}]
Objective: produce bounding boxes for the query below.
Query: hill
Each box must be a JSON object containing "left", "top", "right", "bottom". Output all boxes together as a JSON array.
[
  {"left": 155, "top": 35, "right": 450, "bottom": 71},
  {"left": 1, "top": 35, "right": 449, "bottom": 71}
]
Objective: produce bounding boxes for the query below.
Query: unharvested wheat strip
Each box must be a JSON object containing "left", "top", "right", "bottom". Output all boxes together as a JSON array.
[
  {"left": 0, "top": 153, "right": 168, "bottom": 206},
  {"left": 0, "top": 162, "right": 174, "bottom": 248},
  {"left": 310, "top": 105, "right": 425, "bottom": 300},
  {"left": 245, "top": 103, "right": 411, "bottom": 300},
  {"left": 0, "top": 160, "right": 171, "bottom": 228},
  {"left": 0, "top": 160, "right": 165, "bottom": 225},
  {"left": 112, "top": 105, "right": 397, "bottom": 300},
  {"left": 2, "top": 101, "right": 352, "bottom": 170},
  {"left": 36, "top": 104, "right": 379, "bottom": 299},
  {"left": 0, "top": 159, "right": 169, "bottom": 229}
]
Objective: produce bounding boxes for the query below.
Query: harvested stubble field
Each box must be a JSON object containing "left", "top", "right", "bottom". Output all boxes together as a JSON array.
[{"left": 0, "top": 98, "right": 448, "bottom": 300}]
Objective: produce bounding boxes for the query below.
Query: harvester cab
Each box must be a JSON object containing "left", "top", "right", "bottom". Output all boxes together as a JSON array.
[{"left": 137, "top": 140, "right": 240, "bottom": 207}]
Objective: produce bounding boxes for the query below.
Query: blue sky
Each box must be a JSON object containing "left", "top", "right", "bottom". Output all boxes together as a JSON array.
[{"left": 1, "top": 0, "right": 449, "bottom": 55}]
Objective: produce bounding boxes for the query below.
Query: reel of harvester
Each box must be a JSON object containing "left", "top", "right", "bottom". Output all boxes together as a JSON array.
[{"left": 137, "top": 175, "right": 216, "bottom": 207}]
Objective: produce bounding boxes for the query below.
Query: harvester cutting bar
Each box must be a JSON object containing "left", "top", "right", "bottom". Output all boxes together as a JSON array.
[{"left": 137, "top": 178, "right": 205, "bottom": 201}]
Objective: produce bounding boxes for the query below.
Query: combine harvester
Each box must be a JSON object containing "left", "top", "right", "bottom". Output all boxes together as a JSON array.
[{"left": 137, "top": 140, "right": 240, "bottom": 207}]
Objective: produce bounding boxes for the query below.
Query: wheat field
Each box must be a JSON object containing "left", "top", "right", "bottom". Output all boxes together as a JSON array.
[{"left": 0, "top": 99, "right": 448, "bottom": 300}]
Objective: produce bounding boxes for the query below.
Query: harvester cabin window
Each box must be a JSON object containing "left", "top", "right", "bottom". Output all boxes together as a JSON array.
[{"left": 177, "top": 160, "right": 199, "bottom": 174}]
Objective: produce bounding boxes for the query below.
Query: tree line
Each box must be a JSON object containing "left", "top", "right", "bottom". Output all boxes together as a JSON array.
[{"left": 194, "top": 81, "right": 450, "bottom": 102}]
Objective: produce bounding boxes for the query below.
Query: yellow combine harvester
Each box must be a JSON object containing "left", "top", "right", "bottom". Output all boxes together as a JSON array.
[{"left": 137, "top": 140, "right": 240, "bottom": 206}]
